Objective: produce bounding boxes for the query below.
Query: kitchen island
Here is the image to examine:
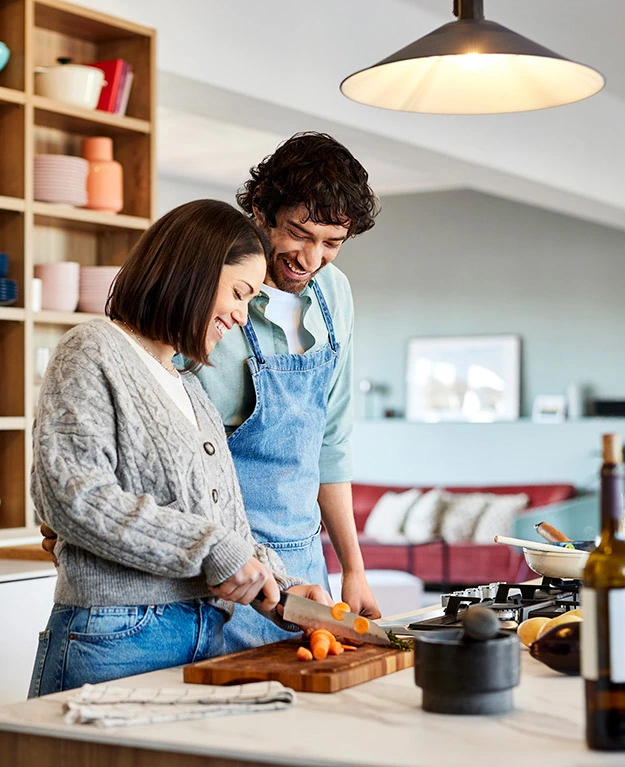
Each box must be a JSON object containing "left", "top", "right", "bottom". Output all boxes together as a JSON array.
[{"left": 0, "top": 604, "right": 620, "bottom": 767}]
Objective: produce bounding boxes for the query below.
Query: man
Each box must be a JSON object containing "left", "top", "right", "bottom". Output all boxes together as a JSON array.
[
  {"left": 42, "top": 132, "right": 381, "bottom": 648},
  {"left": 200, "top": 132, "right": 380, "bottom": 649}
]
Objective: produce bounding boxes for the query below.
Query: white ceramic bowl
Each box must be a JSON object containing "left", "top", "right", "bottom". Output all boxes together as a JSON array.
[
  {"left": 523, "top": 548, "right": 589, "bottom": 579},
  {"left": 35, "top": 64, "right": 105, "bottom": 110}
]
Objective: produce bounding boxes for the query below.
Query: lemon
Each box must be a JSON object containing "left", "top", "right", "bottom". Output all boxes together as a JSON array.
[
  {"left": 536, "top": 612, "right": 582, "bottom": 640},
  {"left": 517, "top": 617, "right": 551, "bottom": 648}
]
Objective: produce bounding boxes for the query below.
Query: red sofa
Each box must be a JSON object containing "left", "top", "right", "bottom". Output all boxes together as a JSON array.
[{"left": 322, "top": 482, "right": 577, "bottom": 587}]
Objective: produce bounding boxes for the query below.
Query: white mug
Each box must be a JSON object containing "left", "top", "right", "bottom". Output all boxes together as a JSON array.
[{"left": 31, "top": 277, "right": 42, "bottom": 312}]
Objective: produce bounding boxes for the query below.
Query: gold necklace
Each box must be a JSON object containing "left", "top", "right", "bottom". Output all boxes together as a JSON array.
[{"left": 119, "top": 321, "right": 179, "bottom": 377}]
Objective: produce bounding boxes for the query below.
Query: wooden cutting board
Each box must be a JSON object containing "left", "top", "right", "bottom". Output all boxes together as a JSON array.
[{"left": 183, "top": 638, "right": 414, "bottom": 693}]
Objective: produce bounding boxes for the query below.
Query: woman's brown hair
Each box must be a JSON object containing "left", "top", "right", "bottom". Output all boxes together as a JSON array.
[{"left": 107, "top": 199, "right": 267, "bottom": 365}]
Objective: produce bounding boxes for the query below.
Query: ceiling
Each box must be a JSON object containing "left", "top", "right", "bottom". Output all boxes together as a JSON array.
[{"left": 79, "top": 0, "right": 625, "bottom": 230}]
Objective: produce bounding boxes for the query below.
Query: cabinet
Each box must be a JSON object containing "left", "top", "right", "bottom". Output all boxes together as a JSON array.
[{"left": 0, "top": 0, "right": 155, "bottom": 537}]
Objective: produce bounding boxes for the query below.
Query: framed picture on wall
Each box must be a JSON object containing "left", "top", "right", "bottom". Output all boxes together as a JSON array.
[{"left": 406, "top": 334, "right": 521, "bottom": 423}]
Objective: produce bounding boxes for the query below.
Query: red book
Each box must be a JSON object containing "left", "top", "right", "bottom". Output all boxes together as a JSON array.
[{"left": 89, "top": 59, "right": 127, "bottom": 113}]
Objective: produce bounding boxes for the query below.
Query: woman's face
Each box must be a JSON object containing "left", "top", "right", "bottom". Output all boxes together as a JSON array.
[{"left": 205, "top": 253, "right": 266, "bottom": 354}]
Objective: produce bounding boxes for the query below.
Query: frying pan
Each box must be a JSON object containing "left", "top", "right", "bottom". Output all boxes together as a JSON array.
[{"left": 494, "top": 535, "right": 590, "bottom": 579}]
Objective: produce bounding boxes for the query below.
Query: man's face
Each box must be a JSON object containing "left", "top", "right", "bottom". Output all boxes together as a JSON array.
[{"left": 261, "top": 205, "right": 349, "bottom": 294}]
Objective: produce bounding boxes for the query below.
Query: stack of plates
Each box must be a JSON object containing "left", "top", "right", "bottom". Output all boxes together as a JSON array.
[
  {"left": 34, "top": 262, "right": 80, "bottom": 312},
  {"left": 0, "top": 278, "right": 17, "bottom": 305},
  {"left": 34, "top": 154, "right": 89, "bottom": 206},
  {"left": 0, "top": 252, "right": 17, "bottom": 306},
  {"left": 78, "top": 265, "right": 121, "bottom": 314}
]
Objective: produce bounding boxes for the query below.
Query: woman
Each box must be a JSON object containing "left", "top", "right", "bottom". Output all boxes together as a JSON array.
[{"left": 28, "top": 199, "right": 331, "bottom": 698}]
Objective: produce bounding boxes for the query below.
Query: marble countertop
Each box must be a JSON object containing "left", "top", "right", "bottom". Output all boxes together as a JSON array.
[
  {"left": 0, "top": 559, "right": 57, "bottom": 584},
  {"left": 0, "top": 607, "right": 621, "bottom": 767}
]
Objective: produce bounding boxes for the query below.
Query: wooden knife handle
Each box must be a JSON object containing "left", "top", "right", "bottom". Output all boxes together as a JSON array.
[{"left": 534, "top": 522, "right": 572, "bottom": 543}]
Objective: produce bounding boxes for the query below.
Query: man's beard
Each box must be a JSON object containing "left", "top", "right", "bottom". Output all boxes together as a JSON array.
[{"left": 266, "top": 249, "right": 317, "bottom": 295}]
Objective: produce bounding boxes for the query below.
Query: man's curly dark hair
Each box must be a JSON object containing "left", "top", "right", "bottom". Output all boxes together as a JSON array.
[{"left": 236, "top": 132, "right": 379, "bottom": 238}]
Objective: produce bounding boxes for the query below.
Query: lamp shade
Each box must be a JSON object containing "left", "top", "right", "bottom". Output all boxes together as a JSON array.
[{"left": 340, "top": 18, "right": 605, "bottom": 114}]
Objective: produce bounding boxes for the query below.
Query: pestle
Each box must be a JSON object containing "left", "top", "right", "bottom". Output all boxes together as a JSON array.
[{"left": 461, "top": 605, "right": 501, "bottom": 642}]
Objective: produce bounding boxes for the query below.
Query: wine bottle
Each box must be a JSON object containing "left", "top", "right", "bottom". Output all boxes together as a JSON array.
[{"left": 582, "top": 433, "right": 625, "bottom": 750}]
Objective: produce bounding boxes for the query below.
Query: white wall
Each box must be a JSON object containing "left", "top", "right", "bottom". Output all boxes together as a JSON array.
[
  {"left": 158, "top": 175, "right": 236, "bottom": 216},
  {"left": 339, "top": 188, "right": 625, "bottom": 487},
  {"left": 340, "top": 189, "right": 625, "bottom": 418}
]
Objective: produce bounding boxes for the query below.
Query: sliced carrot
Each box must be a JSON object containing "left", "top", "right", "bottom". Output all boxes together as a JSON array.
[
  {"left": 297, "top": 646, "right": 313, "bottom": 662},
  {"left": 328, "top": 638, "right": 344, "bottom": 655},
  {"left": 341, "top": 643, "right": 358, "bottom": 651},
  {"left": 310, "top": 629, "right": 332, "bottom": 660},
  {"left": 331, "top": 602, "right": 351, "bottom": 621},
  {"left": 353, "top": 616, "right": 370, "bottom": 635}
]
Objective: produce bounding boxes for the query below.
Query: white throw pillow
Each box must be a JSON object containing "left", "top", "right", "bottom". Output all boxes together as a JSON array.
[
  {"left": 403, "top": 488, "right": 447, "bottom": 544},
  {"left": 363, "top": 488, "right": 422, "bottom": 543},
  {"left": 439, "top": 492, "right": 492, "bottom": 544},
  {"left": 471, "top": 493, "right": 530, "bottom": 544}
]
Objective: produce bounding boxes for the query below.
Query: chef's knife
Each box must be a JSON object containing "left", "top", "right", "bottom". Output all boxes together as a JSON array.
[{"left": 277, "top": 592, "right": 391, "bottom": 646}]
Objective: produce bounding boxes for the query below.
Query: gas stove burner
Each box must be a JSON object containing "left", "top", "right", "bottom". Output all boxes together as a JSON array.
[{"left": 394, "top": 577, "right": 581, "bottom": 635}]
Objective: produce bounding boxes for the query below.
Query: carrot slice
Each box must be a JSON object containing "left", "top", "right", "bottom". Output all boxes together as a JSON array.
[
  {"left": 328, "top": 638, "right": 344, "bottom": 655},
  {"left": 297, "top": 646, "right": 313, "bottom": 662},
  {"left": 331, "top": 602, "right": 351, "bottom": 621},
  {"left": 353, "top": 616, "right": 370, "bottom": 635},
  {"left": 310, "top": 629, "right": 332, "bottom": 660},
  {"left": 341, "top": 643, "right": 358, "bottom": 651}
]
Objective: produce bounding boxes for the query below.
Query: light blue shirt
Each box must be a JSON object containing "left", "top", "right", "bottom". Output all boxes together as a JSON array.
[{"left": 190, "top": 263, "right": 354, "bottom": 484}]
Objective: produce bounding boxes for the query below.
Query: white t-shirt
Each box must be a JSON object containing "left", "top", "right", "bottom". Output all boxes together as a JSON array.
[
  {"left": 262, "top": 283, "right": 307, "bottom": 354},
  {"left": 109, "top": 321, "right": 198, "bottom": 429}
]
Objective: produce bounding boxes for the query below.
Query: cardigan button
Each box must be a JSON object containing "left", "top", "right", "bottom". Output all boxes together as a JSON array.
[
  {"left": 203, "top": 441, "right": 216, "bottom": 456},
  {"left": 212, "top": 489, "right": 219, "bottom": 503}
]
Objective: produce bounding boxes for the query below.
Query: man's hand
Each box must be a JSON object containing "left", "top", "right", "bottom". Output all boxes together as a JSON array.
[
  {"left": 341, "top": 571, "right": 381, "bottom": 619},
  {"left": 209, "top": 557, "right": 280, "bottom": 609},
  {"left": 40, "top": 522, "right": 59, "bottom": 566}
]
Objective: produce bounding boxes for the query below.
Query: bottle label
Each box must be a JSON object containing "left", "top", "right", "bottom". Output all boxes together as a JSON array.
[{"left": 581, "top": 587, "right": 625, "bottom": 683}]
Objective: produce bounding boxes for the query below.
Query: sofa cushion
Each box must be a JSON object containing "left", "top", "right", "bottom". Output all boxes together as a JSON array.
[
  {"left": 439, "top": 492, "right": 492, "bottom": 543},
  {"left": 403, "top": 488, "right": 447, "bottom": 543},
  {"left": 363, "top": 488, "right": 421, "bottom": 543},
  {"left": 471, "top": 493, "right": 529, "bottom": 544}
]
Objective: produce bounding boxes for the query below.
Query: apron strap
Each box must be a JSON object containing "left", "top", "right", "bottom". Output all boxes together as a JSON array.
[
  {"left": 242, "top": 280, "right": 339, "bottom": 363},
  {"left": 242, "top": 318, "right": 265, "bottom": 365},
  {"left": 311, "top": 280, "right": 339, "bottom": 353}
]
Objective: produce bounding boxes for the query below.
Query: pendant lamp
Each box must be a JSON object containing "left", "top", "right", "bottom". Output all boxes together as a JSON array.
[{"left": 340, "top": 0, "right": 605, "bottom": 114}]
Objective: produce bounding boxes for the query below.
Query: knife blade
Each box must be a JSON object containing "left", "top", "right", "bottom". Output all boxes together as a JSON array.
[{"left": 278, "top": 592, "right": 391, "bottom": 646}]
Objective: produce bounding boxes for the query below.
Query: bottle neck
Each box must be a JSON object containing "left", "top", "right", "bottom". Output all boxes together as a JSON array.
[{"left": 600, "top": 463, "right": 625, "bottom": 537}]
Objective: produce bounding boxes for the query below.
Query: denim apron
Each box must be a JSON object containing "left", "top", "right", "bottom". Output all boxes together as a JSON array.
[{"left": 223, "top": 280, "right": 339, "bottom": 651}]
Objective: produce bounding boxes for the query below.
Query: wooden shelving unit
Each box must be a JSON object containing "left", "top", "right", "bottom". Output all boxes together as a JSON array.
[{"left": 0, "top": 0, "right": 155, "bottom": 537}]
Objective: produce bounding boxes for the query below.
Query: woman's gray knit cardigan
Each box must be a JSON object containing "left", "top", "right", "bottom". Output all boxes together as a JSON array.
[{"left": 31, "top": 320, "right": 303, "bottom": 626}]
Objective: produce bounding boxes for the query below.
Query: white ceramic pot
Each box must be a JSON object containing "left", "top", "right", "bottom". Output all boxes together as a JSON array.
[
  {"left": 523, "top": 548, "right": 589, "bottom": 579},
  {"left": 35, "top": 61, "right": 105, "bottom": 110}
]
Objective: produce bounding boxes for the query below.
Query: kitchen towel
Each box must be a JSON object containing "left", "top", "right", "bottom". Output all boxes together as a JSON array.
[{"left": 64, "top": 681, "right": 296, "bottom": 728}]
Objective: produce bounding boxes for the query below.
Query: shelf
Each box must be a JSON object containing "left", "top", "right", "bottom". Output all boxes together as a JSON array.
[
  {"left": 35, "top": 0, "right": 154, "bottom": 40},
  {"left": 34, "top": 310, "right": 103, "bottom": 326},
  {"left": 0, "top": 418, "right": 25, "bottom": 431},
  {"left": 0, "top": 308, "right": 25, "bottom": 322},
  {"left": 0, "top": 196, "right": 25, "bottom": 213},
  {"left": 33, "top": 95, "right": 151, "bottom": 137},
  {"left": 0, "top": 87, "right": 25, "bottom": 106},
  {"left": 33, "top": 202, "right": 150, "bottom": 233}
]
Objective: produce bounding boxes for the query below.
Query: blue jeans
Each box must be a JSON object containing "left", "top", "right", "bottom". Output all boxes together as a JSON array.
[{"left": 28, "top": 600, "right": 226, "bottom": 698}]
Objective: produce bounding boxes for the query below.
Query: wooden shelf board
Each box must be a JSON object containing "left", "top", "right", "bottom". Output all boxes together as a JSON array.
[
  {"left": 33, "top": 202, "right": 150, "bottom": 232},
  {"left": 34, "top": 310, "right": 104, "bottom": 326},
  {"left": 0, "top": 87, "right": 25, "bottom": 106},
  {"left": 0, "top": 417, "right": 25, "bottom": 431},
  {"left": 33, "top": 96, "right": 150, "bottom": 136},
  {"left": 0, "top": 196, "right": 25, "bottom": 213},
  {"left": 35, "top": 0, "right": 155, "bottom": 40},
  {"left": 0, "top": 307, "right": 25, "bottom": 322}
]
